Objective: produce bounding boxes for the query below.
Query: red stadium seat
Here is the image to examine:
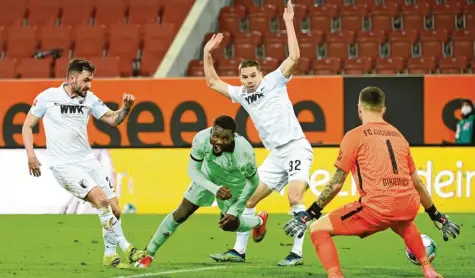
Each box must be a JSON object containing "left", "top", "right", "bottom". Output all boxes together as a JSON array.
[
  {"left": 108, "top": 24, "right": 141, "bottom": 76},
  {"left": 27, "top": 0, "right": 61, "bottom": 27},
  {"left": 375, "top": 57, "right": 404, "bottom": 74},
  {"left": 400, "top": 3, "right": 430, "bottom": 33},
  {"left": 16, "top": 58, "right": 52, "bottom": 78},
  {"left": 420, "top": 29, "right": 448, "bottom": 60},
  {"left": 326, "top": 30, "right": 355, "bottom": 61},
  {"left": 127, "top": 0, "right": 161, "bottom": 25},
  {"left": 309, "top": 5, "right": 339, "bottom": 36},
  {"left": 357, "top": 30, "right": 386, "bottom": 60},
  {"left": 432, "top": 3, "right": 462, "bottom": 33},
  {"left": 407, "top": 57, "right": 437, "bottom": 74},
  {"left": 340, "top": 4, "right": 368, "bottom": 33},
  {"left": 0, "top": 0, "right": 26, "bottom": 27},
  {"left": 388, "top": 29, "right": 418, "bottom": 61},
  {"left": 343, "top": 57, "right": 373, "bottom": 74},
  {"left": 451, "top": 29, "right": 474, "bottom": 60},
  {"left": 60, "top": 0, "right": 93, "bottom": 27},
  {"left": 73, "top": 25, "right": 107, "bottom": 58},
  {"left": 87, "top": 56, "right": 121, "bottom": 77},
  {"left": 370, "top": 3, "right": 399, "bottom": 34},
  {"left": 313, "top": 57, "right": 342, "bottom": 75},
  {"left": 93, "top": 0, "right": 127, "bottom": 25},
  {"left": 439, "top": 56, "right": 468, "bottom": 74},
  {"left": 39, "top": 26, "right": 72, "bottom": 52},
  {"left": 5, "top": 26, "right": 38, "bottom": 59},
  {"left": 0, "top": 58, "right": 18, "bottom": 78}
]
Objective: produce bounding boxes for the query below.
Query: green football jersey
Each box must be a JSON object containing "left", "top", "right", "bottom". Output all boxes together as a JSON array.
[{"left": 190, "top": 128, "right": 258, "bottom": 197}]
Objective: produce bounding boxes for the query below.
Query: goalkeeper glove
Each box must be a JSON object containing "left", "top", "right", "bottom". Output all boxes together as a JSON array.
[
  {"left": 425, "top": 205, "right": 461, "bottom": 242},
  {"left": 283, "top": 202, "right": 323, "bottom": 239}
]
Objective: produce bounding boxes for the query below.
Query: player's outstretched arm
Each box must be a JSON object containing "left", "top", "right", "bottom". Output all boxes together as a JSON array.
[
  {"left": 411, "top": 171, "right": 461, "bottom": 241},
  {"left": 279, "top": 0, "right": 300, "bottom": 79},
  {"left": 99, "top": 93, "right": 134, "bottom": 126},
  {"left": 283, "top": 167, "right": 347, "bottom": 238},
  {"left": 22, "top": 112, "right": 42, "bottom": 177},
  {"left": 203, "top": 33, "right": 232, "bottom": 99}
]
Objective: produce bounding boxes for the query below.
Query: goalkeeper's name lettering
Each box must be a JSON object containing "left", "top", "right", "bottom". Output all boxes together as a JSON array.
[{"left": 382, "top": 177, "right": 410, "bottom": 187}]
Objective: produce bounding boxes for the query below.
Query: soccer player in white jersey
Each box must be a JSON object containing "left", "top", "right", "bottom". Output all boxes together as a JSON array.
[
  {"left": 21, "top": 59, "right": 145, "bottom": 268},
  {"left": 203, "top": 1, "right": 313, "bottom": 266}
]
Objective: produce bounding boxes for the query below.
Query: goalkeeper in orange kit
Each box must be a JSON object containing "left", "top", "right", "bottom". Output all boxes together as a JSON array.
[{"left": 283, "top": 87, "right": 460, "bottom": 278}]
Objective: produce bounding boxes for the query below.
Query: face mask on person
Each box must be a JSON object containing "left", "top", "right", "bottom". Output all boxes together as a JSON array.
[{"left": 461, "top": 105, "right": 472, "bottom": 116}]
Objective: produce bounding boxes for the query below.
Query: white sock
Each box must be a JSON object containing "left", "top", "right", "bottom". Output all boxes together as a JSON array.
[
  {"left": 291, "top": 204, "right": 306, "bottom": 257},
  {"left": 103, "top": 227, "right": 117, "bottom": 256},
  {"left": 98, "top": 206, "right": 131, "bottom": 252},
  {"left": 233, "top": 207, "right": 256, "bottom": 254}
]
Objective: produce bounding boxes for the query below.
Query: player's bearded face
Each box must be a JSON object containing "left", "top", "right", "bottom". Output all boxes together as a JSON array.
[
  {"left": 70, "top": 71, "right": 93, "bottom": 97},
  {"left": 210, "top": 126, "right": 234, "bottom": 155},
  {"left": 239, "top": 67, "right": 262, "bottom": 93}
]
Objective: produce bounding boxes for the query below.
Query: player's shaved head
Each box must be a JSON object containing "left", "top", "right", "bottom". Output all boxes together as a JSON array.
[
  {"left": 359, "top": 86, "right": 385, "bottom": 112},
  {"left": 67, "top": 59, "right": 96, "bottom": 77},
  {"left": 214, "top": 115, "right": 236, "bottom": 134}
]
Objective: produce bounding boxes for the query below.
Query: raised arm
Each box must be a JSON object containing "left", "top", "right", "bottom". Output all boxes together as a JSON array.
[
  {"left": 279, "top": 0, "right": 300, "bottom": 78},
  {"left": 99, "top": 93, "right": 134, "bottom": 126},
  {"left": 203, "top": 33, "right": 232, "bottom": 98}
]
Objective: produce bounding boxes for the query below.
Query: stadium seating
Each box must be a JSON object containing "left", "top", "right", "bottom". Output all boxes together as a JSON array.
[
  {"left": 0, "top": 0, "right": 474, "bottom": 78},
  {"left": 188, "top": 0, "right": 475, "bottom": 76},
  {"left": 0, "top": 0, "right": 194, "bottom": 78}
]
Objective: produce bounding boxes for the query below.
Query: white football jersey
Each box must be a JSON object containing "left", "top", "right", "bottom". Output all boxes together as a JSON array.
[
  {"left": 228, "top": 68, "right": 305, "bottom": 150},
  {"left": 29, "top": 83, "right": 109, "bottom": 167}
]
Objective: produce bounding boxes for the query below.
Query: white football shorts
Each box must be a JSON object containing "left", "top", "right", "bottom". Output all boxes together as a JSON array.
[
  {"left": 258, "top": 137, "right": 313, "bottom": 192},
  {"left": 50, "top": 159, "right": 116, "bottom": 200}
]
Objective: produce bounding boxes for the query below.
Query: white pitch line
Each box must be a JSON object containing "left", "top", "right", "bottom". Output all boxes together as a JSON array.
[{"left": 113, "top": 266, "right": 227, "bottom": 278}]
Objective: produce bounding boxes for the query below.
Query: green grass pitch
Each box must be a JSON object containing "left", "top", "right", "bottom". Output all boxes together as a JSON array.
[{"left": 0, "top": 214, "right": 472, "bottom": 278}]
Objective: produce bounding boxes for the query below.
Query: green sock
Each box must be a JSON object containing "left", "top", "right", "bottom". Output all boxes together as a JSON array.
[
  {"left": 236, "top": 215, "right": 262, "bottom": 232},
  {"left": 146, "top": 213, "right": 180, "bottom": 256}
]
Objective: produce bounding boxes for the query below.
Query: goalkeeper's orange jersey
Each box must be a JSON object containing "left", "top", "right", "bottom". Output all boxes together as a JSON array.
[{"left": 334, "top": 121, "right": 420, "bottom": 221}]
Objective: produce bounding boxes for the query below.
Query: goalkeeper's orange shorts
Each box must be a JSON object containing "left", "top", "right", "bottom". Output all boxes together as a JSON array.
[{"left": 329, "top": 201, "right": 415, "bottom": 238}]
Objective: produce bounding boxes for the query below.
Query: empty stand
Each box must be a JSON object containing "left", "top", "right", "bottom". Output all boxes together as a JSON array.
[
  {"left": 0, "top": 58, "right": 18, "bottom": 78},
  {"left": 127, "top": 0, "right": 161, "bottom": 25},
  {"left": 27, "top": 0, "right": 61, "bottom": 27},
  {"left": 0, "top": 0, "right": 27, "bottom": 27},
  {"left": 17, "top": 58, "right": 52, "bottom": 78},
  {"left": 87, "top": 57, "right": 121, "bottom": 77},
  {"left": 73, "top": 25, "right": 107, "bottom": 58},
  {"left": 375, "top": 57, "right": 405, "bottom": 74},
  {"left": 93, "top": 0, "right": 127, "bottom": 25},
  {"left": 60, "top": 0, "right": 93, "bottom": 27},
  {"left": 5, "top": 26, "right": 38, "bottom": 59}
]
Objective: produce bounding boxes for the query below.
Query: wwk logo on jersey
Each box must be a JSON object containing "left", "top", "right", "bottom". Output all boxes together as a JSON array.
[
  {"left": 60, "top": 104, "right": 85, "bottom": 114},
  {"left": 244, "top": 92, "right": 264, "bottom": 105}
]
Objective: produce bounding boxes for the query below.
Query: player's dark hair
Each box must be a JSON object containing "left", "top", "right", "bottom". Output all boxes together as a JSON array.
[
  {"left": 67, "top": 59, "right": 96, "bottom": 77},
  {"left": 238, "top": 59, "right": 261, "bottom": 73},
  {"left": 213, "top": 115, "right": 236, "bottom": 134},
  {"left": 359, "top": 86, "right": 385, "bottom": 111}
]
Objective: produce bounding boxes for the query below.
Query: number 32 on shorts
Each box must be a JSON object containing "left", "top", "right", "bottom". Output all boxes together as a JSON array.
[{"left": 288, "top": 159, "right": 301, "bottom": 174}]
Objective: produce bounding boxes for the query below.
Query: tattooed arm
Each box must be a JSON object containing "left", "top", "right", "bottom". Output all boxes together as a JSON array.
[
  {"left": 305, "top": 167, "right": 348, "bottom": 219},
  {"left": 99, "top": 93, "right": 135, "bottom": 126},
  {"left": 283, "top": 167, "right": 349, "bottom": 238},
  {"left": 315, "top": 167, "right": 348, "bottom": 208}
]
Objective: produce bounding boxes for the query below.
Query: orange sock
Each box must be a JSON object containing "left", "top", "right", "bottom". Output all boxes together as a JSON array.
[
  {"left": 310, "top": 230, "right": 342, "bottom": 275},
  {"left": 393, "top": 222, "right": 430, "bottom": 266}
]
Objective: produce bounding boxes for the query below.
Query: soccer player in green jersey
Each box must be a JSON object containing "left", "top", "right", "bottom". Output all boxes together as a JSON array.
[{"left": 135, "top": 115, "right": 268, "bottom": 268}]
